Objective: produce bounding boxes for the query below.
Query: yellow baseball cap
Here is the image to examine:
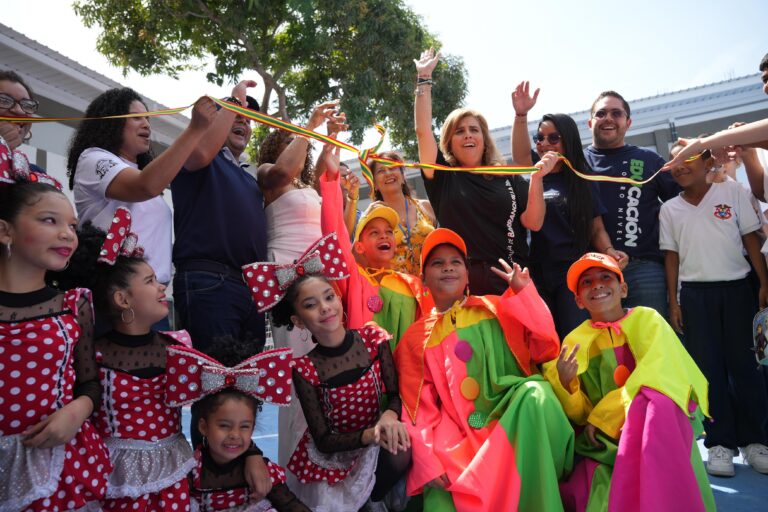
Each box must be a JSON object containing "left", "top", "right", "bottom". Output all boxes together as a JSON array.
[
  {"left": 567, "top": 252, "right": 624, "bottom": 293},
  {"left": 354, "top": 205, "right": 400, "bottom": 242},
  {"left": 420, "top": 228, "right": 468, "bottom": 273}
]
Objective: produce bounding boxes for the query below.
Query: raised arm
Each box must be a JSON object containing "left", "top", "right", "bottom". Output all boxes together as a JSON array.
[
  {"left": 519, "top": 151, "right": 559, "bottom": 231},
  {"left": 258, "top": 101, "right": 345, "bottom": 195},
  {"left": 105, "top": 96, "right": 217, "bottom": 201},
  {"left": 414, "top": 48, "right": 441, "bottom": 179},
  {"left": 663, "top": 118, "right": 768, "bottom": 171},
  {"left": 510, "top": 81, "right": 539, "bottom": 166},
  {"left": 183, "top": 80, "right": 257, "bottom": 172}
]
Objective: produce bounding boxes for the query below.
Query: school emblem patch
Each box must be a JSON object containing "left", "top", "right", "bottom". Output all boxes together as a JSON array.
[{"left": 713, "top": 204, "right": 732, "bottom": 220}]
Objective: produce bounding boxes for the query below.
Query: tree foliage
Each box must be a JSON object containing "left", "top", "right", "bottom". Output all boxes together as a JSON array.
[{"left": 74, "top": 0, "right": 468, "bottom": 156}]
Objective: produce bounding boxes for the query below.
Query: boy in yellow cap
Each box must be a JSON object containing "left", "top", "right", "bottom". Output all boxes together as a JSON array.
[
  {"left": 544, "top": 252, "right": 714, "bottom": 511},
  {"left": 319, "top": 161, "right": 431, "bottom": 349}
]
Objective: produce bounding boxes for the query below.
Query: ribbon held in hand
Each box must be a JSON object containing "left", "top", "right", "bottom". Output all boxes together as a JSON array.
[
  {"left": 242, "top": 232, "right": 349, "bottom": 312},
  {"left": 97, "top": 207, "right": 145, "bottom": 264},
  {"left": 165, "top": 345, "right": 294, "bottom": 407}
]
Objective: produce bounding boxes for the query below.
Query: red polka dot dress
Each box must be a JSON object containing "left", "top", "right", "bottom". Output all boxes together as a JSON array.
[
  {"left": 92, "top": 329, "right": 196, "bottom": 512},
  {"left": 0, "top": 287, "right": 112, "bottom": 512},
  {"left": 286, "top": 324, "right": 399, "bottom": 511},
  {"left": 189, "top": 447, "right": 310, "bottom": 512}
]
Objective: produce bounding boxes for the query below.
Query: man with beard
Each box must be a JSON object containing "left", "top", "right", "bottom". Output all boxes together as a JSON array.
[{"left": 584, "top": 90, "right": 679, "bottom": 318}]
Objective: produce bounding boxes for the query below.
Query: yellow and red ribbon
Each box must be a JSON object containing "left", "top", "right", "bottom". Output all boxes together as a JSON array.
[{"left": 1, "top": 97, "right": 673, "bottom": 189}]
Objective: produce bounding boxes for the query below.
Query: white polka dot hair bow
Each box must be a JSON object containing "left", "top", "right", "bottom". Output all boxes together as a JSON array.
[
  {"left": 97, "top": 207, "right": 145, "bottom": 265},
  {"left": 165, "top": 345, "right": 295, "bottom": 407},
  {"left": 242, "top": 232, "right": 349, "bottom": 312}
]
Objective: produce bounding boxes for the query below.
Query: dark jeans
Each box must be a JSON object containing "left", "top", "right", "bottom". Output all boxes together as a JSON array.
[
  {"left": 680, "top": 279, "right": 768, "bottom": 448},
  {"left": 531, "top": 261, "right": 589, "bottom": 341},
  {"left": 173, "top": 269, "right": 266, "bottom": 354},
  {"left": 622, "top": 258, "right": 668, "bottom": 319},
  {"left": 174, "top": 268, "right": 267, "bottom": 448}
]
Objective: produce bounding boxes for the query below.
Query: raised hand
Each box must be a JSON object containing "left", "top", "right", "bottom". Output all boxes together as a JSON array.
[
  {"left": 414, "top": 48, "right": 441, "bottom": 78},
  {"left": 0, "top": 121, "right": 24, "bottom": 150},
  {"left": 231, "top": 79, "right": 258, "bottom": 105},
  {"left": 491, "top": 259, "right": 531, "bottom": 293},
  {"left": 307, "top": 100, "right": 345, "bottom": 132},
  {"left": 511, "top": 81, "right": 540, "bottom": 116},
  {"left": 556, "top": 344, "right": 580, "bottom": 391}
]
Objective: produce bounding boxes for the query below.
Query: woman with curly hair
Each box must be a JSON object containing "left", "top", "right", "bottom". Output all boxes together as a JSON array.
[{"left": 67, "top": 88, "right": 216, "bottom": 305}]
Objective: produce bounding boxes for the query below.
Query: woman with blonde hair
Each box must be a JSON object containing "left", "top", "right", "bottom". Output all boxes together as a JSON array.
[{"left": 414, "top": 48, "right": 557, "bottom": 294}]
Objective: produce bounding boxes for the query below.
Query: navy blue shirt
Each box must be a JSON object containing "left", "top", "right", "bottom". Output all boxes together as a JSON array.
[
  {"left": 584, "top": 145, "right": 679, "bottom": 261},
  {"left": 171, "top": 149, "right": 267, "bottom": 269},
  {"left": 530, "top": 171, "right": 606, "bottom": 263}
]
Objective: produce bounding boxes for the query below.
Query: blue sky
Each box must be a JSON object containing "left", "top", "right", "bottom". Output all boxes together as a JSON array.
[{"left": 4, "top": 0, "right": 767, "bottom": 144}]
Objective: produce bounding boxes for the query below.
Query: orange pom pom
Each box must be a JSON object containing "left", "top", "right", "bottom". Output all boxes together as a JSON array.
[{"left": 613, "top": 365, "right": 631, "bottom": 387}]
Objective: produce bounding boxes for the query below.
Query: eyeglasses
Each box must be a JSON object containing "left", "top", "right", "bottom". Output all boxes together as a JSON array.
[
  {"left": 0, "top": 93, "right": 39, "bottom": 115},
  {"left": 593, "top": 109, "right": 627, "bottom": 120},
  {"left": 533, "top": 133, "right": 562, "bottom": 145}
]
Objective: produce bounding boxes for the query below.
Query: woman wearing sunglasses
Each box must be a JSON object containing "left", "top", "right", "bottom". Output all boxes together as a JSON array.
[{"left": 511, "top": 81, "right": 628, "bottom": 340}]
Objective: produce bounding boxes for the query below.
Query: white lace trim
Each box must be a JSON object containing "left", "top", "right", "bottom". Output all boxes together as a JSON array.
[
  {"left": 288, "top": 444, "right": 379, "bottom": 512},
  {"left": 305, "top": 435, "right": 366, "bottom": 471},
  {"left": 105, "top": 433, "right": 195, "bottom": 499},
  {"left": 0, "top": 434, "right": 65, "bottom": 512}
]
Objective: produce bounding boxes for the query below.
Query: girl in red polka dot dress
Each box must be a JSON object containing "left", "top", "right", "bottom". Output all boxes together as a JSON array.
[
  {"left": 0, "top": 153, "right": 112, "bottom": 512},
  {"left": 242, "top": 233, "right": 412, "bottom": 512},
  {"left": 52, "top": 208, "right": 196, "bottom": 511},
  {"left": 165, "top": 336, "right": 310, "bottom": 511}
]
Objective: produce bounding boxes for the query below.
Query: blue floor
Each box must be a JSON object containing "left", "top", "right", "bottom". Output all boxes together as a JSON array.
[{"left": 183, "top": 405, "right": 767, "bottom": 510}]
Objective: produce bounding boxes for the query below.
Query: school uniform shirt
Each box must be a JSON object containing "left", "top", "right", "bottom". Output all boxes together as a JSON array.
[
  {"left": 74, "top": 147, "right": 173, "bottom": 283},
  {"left": 659, "top": 180, "right": 761, "bottom": 282}
]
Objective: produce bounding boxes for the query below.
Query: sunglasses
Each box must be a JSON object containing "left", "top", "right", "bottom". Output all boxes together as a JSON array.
[
  {"left": 592, "top": 108, "right": 627, "bottom": 120},
  {"left": 0, "top": 93, "right": 39, "bottom": 115},
  {"left": 533, "top": 133, "right": 562, "bottom": 145}
]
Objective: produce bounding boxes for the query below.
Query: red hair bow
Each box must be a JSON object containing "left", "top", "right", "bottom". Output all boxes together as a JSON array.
[
  {"left": 165, "top": 345, "right": 294, "bottom": 407},
  {"left": 0, "top": 135, "right": 62, "bottom": 190},
  {"left": 242, "top": 232, "right": 349, "bottom": 312},
  {"left": 98, "top": 207, "right": 145, "bottom": 264}
]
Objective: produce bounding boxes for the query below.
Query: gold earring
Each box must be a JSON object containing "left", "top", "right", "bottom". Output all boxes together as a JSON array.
[{"left": 120, "top": 308, "right": 135, "bottom": 324}]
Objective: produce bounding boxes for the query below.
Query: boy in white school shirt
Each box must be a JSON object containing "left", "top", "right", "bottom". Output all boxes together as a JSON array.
[{"left": 661, "top": 143, "right": 768, "bottom": 478}]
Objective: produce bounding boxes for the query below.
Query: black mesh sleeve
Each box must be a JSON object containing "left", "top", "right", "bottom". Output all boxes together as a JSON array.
[
  {"left": 377, "top": 341, "right": 402, "bottom": 418},
  {"left": 292, "top": 367, "right": 367, "bottom": 453},
  {"left": 72, "top": 295, "right": 100, "bottom": 409}
]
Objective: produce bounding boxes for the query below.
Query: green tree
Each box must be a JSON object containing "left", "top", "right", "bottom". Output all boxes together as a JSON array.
[{"left": 74, "top": 0, "right": 467, "bottom": 155}]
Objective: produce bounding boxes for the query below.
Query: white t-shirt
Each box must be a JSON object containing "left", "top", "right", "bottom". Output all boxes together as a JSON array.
[
  {"left": 659, "top": 179, "right": 761, "bottom": 282},
  {"left": 73, "top": 147, "right": 173, "bottom": 283}
]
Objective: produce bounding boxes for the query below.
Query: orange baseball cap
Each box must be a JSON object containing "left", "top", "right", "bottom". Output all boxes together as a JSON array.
[
  {"left": 567, "top": 252, "right": 624, "bottom": 293},
  {"left": 420, "top": 228, "right": 468, "bottom": 273}
]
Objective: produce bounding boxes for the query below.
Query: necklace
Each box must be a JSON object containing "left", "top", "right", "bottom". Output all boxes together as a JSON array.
[{"left": 398, "top": 198, "right": 412, "bottom": 249}]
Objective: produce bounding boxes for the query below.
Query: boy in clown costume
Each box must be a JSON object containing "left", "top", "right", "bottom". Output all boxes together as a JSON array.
[
  {"left": 544, "top": 252, "right": 714, "bottom": 511},
  {"left": 395, "top": 228, "right": 574, "bottom": 511},
  {"left": 318, "top": 147, "right": 430, "bottom": 348}
]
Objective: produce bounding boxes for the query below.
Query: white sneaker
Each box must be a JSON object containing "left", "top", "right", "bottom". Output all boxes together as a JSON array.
[
  {"left": 707, "top": 445, "right": 735, "bottom": 477},
  {"left": 740, "top": 443, "right": 768, "bottom": 474}
]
